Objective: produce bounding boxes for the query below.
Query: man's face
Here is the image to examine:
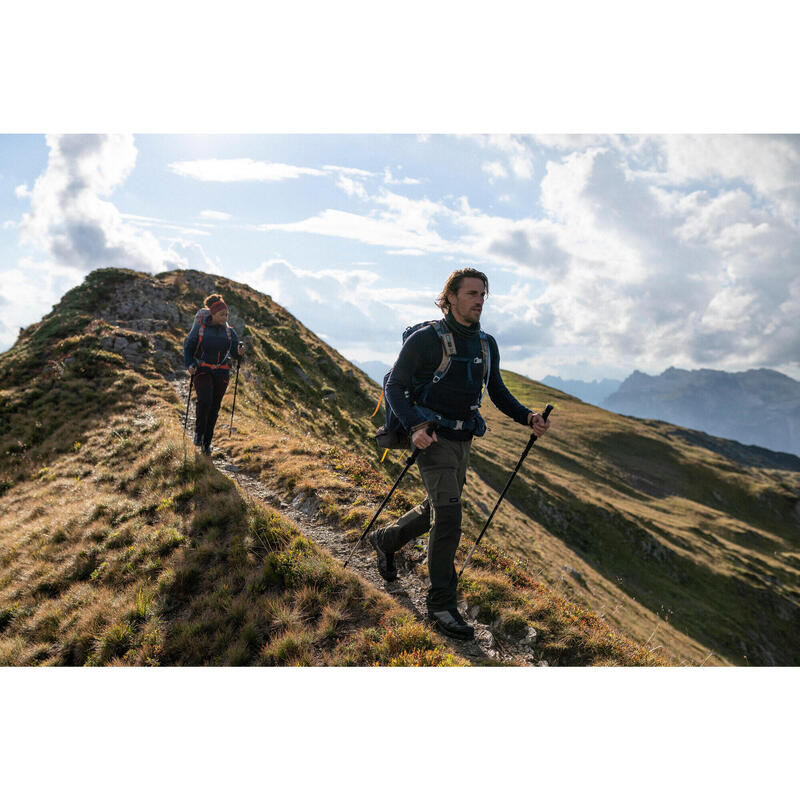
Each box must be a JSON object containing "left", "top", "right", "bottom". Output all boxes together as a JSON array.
[{"left": 447, "top": 277, "right": 486, "bottom": 325}]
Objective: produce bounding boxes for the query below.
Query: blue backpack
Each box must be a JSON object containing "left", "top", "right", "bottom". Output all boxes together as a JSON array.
[{"left": 373, "top": 320, "right": 490, "bottom": 458}]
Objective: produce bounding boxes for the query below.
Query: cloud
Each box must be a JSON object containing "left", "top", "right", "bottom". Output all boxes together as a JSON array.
[
  {"left": 200, "top": 210, "right": 232, "bottom": 220},
  {"left": 323, "top": 165, "right": 376, "bottom": 178},
  {"left": 335, "top": 175, "right": 368, "bottom": 199},
  {"left": 165, "top": 239, "right": 220, "bottom": 273},
  {"left": 121, "top": 213, "right": 211, "bottom": 237},
  {"left": 235, "top": 259, "right": 440, "bottom": 364},
  {"left": 19, "top": 134, "right": 185, "bottom": 273},
  {"left": 14, "top": 184, "right": 30, "bottom": 198},
  {"left": 0, "top": 260, "right": 85, "bottom": 353},
  {"left": 512, "top": 140, "right": 800, "bottom": 376},
  {"left": 383, "top": 168, "right": 421, "bottom": 185},
  {"left": 482, "top": 161, "right": 508, "bottom": 182},
  {"left": 258, "top": 205, "right": 452, "bottom": 253},
  {"left": 470, "top": 134, "right": 535, "bottom": 181},
  {"left": 168, "top": 158, "right": 326, "bottom": 182}
]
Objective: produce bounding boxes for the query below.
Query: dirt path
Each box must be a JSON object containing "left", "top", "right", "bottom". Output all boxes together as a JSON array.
[{"left": 173, "top": 376, "right": 541, "bottom": 666}]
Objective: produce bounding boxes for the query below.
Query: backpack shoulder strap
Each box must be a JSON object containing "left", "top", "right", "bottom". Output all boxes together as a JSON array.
[
  {"left": 474, "top": 330, "right": 491, "bottom": 406},
  {"left": 431, "top": 318, "right": 456, "bottom": 384},
  {"left": 479, "top": 331, "right": 490, "bottom": 381},
  {"left": 193, "top": 313, "right": 208, "bottom": 358}
]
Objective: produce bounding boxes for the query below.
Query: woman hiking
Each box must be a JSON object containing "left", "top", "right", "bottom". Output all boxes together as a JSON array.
[{"left": 183, "top": 294, "right": 244, "bottom": 455}]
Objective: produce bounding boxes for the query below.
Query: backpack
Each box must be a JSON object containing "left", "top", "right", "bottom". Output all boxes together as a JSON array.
[
  {"left": 373, "top": 319, "right": 490, "bottom": 458},
  {"left": 193, "top": 308, "right": 232, "bottom": 370}
]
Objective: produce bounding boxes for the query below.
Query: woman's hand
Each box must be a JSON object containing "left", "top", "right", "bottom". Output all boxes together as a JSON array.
[
  {"left": 188, "top": 365, "right": 197, "bottom": 376},
  {"left": 528, "top": 411, "right": 550, "bottom": 437}
]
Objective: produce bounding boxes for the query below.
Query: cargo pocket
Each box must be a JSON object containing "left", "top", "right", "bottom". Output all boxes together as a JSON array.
[{"left": 420, "top": 465, "right": 462, "bottom": 508}]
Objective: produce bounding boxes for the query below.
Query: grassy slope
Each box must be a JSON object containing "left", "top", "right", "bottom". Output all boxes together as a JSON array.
[
  {"left": 465, "top": 375, "right": 800, "bottom": 666},
  {"left": 10, "top": 267, "right": 794, "bottom": 665},
  {"left": 0, "top": 270, "right": 463, "bottom": 666}
]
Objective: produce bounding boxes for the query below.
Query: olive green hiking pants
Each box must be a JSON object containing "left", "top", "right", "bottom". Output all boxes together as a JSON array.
[{"left": 380, "top": 437, "right": 471, "bottom": 610}]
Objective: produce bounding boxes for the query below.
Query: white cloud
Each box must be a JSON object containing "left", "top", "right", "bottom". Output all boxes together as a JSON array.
[
  {"left": 335, "top": 175, "right": 368, "bottom": 199},
  {"left": 121, "top": 213, "right": 211, "bottom": 237},
  {"left": 509, "top": 153, "right": 534, "bottom": 180},
  {"left": 199, "top": 209, "right": 232, "bottom": 220},
  {"left": 168, "top": 158, "right": 326, "bottom": 182},
  {"left": 258, "top": 206, "right": 452, "bottom": 253},
  {"left": 14, "top": 184, "right": 30, "bottom": 198},
  {"left": 482, "top": 161, "right": 508, "bottom": 181},
  {"left": 166, "top": 239, "right": 220, "bottom": 273},
  {"left": 323, "top": 164, "right": 376, "bottom": 178},
  {"left": 500, "top": 140, "right": 800, "bottom": 377},
  {"left": 0, "top": 260, "right": 85, "bottom": 352},
  {"left": 19, "top": 134, "right": 182, "bottom": 273},
  {"left": 383, "top": 168, "right": 421, "bottom": 185},
  {"left": 235, "top": 259, "right": 439, "bottom": 363},
  {"left": 471, "top": 134, "right": 535, "bottom": 181}
]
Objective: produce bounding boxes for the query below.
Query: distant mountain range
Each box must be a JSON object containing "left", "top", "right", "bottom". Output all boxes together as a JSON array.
[
  {"left": 352, "top": 359, "right": 391, "bottom": 385},
  {"left": 603, "top": 367, "right": 800, "bottom": 457},
  {"left": 542, "top": 375, "right": 622, "bottom": 406}
]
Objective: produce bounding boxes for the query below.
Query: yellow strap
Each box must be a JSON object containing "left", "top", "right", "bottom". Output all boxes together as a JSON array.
[
  {"left": 370, "top": 389, "right": 385, "bottom": 418},
  {"left": 380, "top": 448, "right": 389, "bottom": 463}
]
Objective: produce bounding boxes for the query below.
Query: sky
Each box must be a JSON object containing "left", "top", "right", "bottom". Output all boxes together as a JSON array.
[{"left": 2, "top": 133, "right": 799, "bottom": 382}]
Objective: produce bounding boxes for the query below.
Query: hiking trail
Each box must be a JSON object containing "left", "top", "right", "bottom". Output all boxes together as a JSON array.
[{"left": 172, "top": 376, "right": 543, "bottom": 666}]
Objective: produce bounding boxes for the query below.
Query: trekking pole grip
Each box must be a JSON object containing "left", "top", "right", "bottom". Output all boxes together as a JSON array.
[{"left": 407, "top": 422, "right": 437, "bottom": 465}]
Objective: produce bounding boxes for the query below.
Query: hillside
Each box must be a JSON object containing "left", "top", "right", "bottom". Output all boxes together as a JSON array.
[
  {"left": 2, "top": 267, "right": 797, "bottom": 665},
  {"left": 604, "top": 367, "right": 800, "bottom": 458}
]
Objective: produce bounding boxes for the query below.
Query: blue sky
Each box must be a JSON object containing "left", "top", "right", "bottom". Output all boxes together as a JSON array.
[{"left": 2, "top": 133, "right": 799, "bottom": 381}]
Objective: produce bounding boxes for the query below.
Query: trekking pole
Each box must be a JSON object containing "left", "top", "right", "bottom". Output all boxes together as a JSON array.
[
  {"left": 343, "top": 424, "right": 436, "bottom": 568},
  {"left": 228, "top": 357, "right": 241, "bottom": 435},
  {"left": 182, "top": 375, "right": 193, "bottom": 467},
  {"left": 458, "top": 403, "right": 553, "bottom": 579},
  {"left": 183, "top": 376, "right": 194, "bottom": 433}
]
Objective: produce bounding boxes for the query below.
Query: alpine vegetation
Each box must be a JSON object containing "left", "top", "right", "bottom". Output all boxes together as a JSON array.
[{"left": 2, "top": 267, "right": 797, "bottom": 665}]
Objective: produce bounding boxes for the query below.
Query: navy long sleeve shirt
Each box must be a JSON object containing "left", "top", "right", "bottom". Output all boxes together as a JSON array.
[{"left": 385, "top": 321, "right": 531, "bottom": 441}]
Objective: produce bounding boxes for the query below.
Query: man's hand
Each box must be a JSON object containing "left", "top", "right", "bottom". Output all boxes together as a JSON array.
[
  {"left": 411, "top": 427, "right": 437, "bottom": 450},
  {"left": 528, "top": 411, "right": 550, "bottom": 437},
  {"left": 188, "top": 365, "right": 197, "bottom": 376}
]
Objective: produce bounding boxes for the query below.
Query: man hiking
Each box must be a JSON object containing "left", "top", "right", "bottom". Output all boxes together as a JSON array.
[{"left": 370, "top": 268, "right": 551, "bottom": 640}]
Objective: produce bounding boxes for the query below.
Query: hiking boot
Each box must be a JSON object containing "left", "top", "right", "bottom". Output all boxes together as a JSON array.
[
  {"left": 202, "top": 443, "right": 212, "bottom": 456},
  {"left": 427, "top": 606, "right": 474, "bottom": 640},
  {"left": 194, "top": 432, "right": 203, "bottom": 446},
  {"left": 369, "top": 529, "right": 397, "bottom": 581}
]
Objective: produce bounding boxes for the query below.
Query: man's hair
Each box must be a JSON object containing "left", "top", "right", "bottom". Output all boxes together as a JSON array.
[{"left": 435, "top": 268, "right": 489, "bottom": 314}]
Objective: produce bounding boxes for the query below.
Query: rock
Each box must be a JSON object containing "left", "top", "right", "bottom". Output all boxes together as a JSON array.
[
  {"left": 523, "top": 627, "right": 537, "bottom": 646},
  {"left": 295, "top": 366, "right": 312, "bottom": 385},
  {"left": 113, "top": 336, "right": 129, "bottom": 352},
  {"left": 475, "top": 628, "right": 494, "bottom": 648}
]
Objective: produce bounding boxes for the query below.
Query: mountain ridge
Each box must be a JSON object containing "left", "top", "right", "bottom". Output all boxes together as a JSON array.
[{"left": 604, "top": 366, "right": 800, "bottom": 457}]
